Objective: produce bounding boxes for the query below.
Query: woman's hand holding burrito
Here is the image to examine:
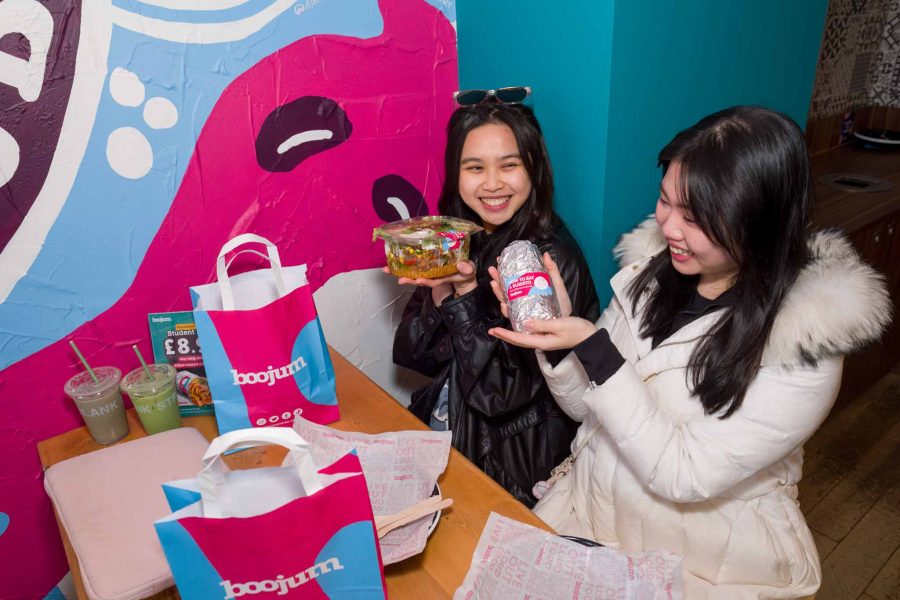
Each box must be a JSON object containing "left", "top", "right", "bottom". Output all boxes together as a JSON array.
[{"left": 489, "top": 316, "right": 597, "bottom": 350}]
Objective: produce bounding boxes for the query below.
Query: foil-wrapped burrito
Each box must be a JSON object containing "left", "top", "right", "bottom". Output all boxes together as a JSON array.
[{"left": 497, "top": 241, "right": 561, "bottom": 333}]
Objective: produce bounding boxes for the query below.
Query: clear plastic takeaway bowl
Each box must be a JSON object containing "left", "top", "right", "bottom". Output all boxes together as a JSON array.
[{"left": 373, "top": 216, "right": 482, "bottom": 279}]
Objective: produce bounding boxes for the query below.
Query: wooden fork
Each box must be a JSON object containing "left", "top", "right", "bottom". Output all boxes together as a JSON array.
[{"left": 374, "top": 495, "right": 453, "bottom": 538}]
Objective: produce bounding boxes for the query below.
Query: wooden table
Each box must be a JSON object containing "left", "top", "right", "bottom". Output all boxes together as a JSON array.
[
  {"left": 38, "top": 349, "right": 552, "bottom": 599},
  {"left": 810, "top": 143, "right": 900, "bottom": 234}
]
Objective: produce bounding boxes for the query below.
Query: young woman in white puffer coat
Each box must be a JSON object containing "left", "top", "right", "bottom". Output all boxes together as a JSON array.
[{"left": 488, "top": 106, "right": 892, "bottom": 599}]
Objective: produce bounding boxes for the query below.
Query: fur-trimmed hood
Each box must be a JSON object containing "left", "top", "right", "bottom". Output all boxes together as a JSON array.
[{"left": 612, "top": 217, "right": 893, "bottom": 365}]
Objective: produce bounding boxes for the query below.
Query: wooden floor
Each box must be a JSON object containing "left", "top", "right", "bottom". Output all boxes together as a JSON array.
[{"left": 799, "top": 361, "right": 900, "bottom": 600}]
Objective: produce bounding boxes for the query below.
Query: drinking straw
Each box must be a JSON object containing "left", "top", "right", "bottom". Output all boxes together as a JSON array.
[
  {"left": 132, "top": 344, "right": 153, "bottom": 380},
  {"left": 69, "top": 340, "right": 99, "bottom": 384}
]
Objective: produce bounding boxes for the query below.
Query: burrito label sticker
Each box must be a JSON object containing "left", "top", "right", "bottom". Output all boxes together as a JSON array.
[{"left": 504, "top": 272, "right": 553, "bottom": 301}]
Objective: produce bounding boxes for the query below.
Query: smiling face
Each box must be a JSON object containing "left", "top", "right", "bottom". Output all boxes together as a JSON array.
[
  {"left": 458, "top": 123, "right": 532, "bottom": 233},
  {"left": 655, "top": 161, "right": 739, "bottom": 298}
]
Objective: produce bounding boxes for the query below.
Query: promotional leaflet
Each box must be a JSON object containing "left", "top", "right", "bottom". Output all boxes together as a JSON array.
[{"left": 148, "top": 311, "right": 214, "bottom": 416}]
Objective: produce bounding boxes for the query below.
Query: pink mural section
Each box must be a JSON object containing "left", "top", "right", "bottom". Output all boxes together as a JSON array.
[{"left": 0, "top": 0, "right": 457, "bottom": 596}]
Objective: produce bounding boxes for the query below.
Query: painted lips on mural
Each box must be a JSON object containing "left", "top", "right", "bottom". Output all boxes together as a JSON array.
[{"left": 0, "top": 0, "right": 457, "bottom": 597}]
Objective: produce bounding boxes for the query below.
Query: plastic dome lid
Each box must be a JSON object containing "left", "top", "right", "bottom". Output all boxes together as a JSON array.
[{"left": 372, "top": 216, "right": 482, "bottom": 244}]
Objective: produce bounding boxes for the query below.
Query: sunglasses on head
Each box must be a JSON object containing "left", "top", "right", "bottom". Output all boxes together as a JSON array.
[{"left": 453, "top": 86, "right": 532, "bottom": 106}]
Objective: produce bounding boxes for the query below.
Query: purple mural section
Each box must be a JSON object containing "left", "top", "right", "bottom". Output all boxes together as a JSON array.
[
  {"left": 0, "top": 0, "right": 457, "bottom": 596},
  {"left": 0, "top": 0, "right": 81, "bottom": 252}
]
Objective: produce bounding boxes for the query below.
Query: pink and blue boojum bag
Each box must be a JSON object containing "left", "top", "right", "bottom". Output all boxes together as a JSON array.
[
  {"left": 154, "top": 428, "right": 387, "bottom": 599},
  {"left": 191, "top": 234, "right": 338, "bottom": 434}
]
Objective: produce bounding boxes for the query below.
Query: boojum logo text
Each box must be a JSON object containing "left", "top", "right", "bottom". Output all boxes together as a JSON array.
[
  {"left": 231, "top": 355, "right": 308, "bottom": 387},
  {"left": 220, "top": 557, "right": 343, "bottom": 598}
]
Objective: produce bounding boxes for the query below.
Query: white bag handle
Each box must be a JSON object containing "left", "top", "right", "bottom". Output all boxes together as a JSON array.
[
  {"left": 198, "top": 427, "right": 324, "bottom": 518},
  {"left": 215, "top": 234, "right": 287, "bottom": 311}
]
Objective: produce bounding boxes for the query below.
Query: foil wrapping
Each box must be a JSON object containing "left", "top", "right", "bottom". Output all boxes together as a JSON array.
[{"left": 497, "top": 241, "right": 561, "bottom": 333}]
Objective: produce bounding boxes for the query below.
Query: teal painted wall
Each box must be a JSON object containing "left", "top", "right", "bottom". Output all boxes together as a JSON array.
[
  {"left": 457, "top": 0, "right": 828, "bottom": 300},
  {"left": 599, "top": 1, "right": 829, "bottom": 288},
  {"left": 455, "top": 0, "right": 615, "bottom": 284}
]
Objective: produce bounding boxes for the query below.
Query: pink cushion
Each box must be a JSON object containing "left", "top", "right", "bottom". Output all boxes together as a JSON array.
[{"left": 44, "top": 428, "right": 209, "bottom": 600}]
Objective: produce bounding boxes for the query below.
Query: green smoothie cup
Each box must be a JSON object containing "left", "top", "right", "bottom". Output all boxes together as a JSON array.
[
  {"left": 64, "top": 366, "right": 130, "bottom": 444},
  {"left": 121, "top": 363, "right": 182, "bottom": 435}
]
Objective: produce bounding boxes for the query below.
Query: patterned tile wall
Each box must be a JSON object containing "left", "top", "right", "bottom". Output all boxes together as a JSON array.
[
  {"left": 870, "top": 2, "right": 900, "bottom": 106},
  {"left": 809, "top": 0, "right": 900, "bottom": 120}
]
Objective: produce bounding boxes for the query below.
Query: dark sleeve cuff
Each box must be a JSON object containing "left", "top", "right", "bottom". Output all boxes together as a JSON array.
[
  {"left": 437, "top": 286, "right": 486, "bottom": 333},
  {"left": 420, "top": 289, "right": 444, "bottom": 328},
  {"left": 572, "top": 328, "right": 625, "bottom": 388}
]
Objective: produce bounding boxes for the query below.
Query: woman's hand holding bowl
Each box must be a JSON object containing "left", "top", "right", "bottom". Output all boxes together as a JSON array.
[{"left": 384, "top": 261, "right": 477, "bottom": 306}]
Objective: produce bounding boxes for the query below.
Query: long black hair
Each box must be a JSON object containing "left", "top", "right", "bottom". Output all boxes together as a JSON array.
[
  {"left": 628, "top": 106, "right": 813, "bottom": 417},
  {"left": 438, "top": 103, "right": 558, "bottom": 272}
]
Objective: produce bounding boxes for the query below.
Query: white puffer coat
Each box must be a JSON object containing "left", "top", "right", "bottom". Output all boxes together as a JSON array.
[{"left": 533, "top": 219, "right": 892, "bottom": 599}]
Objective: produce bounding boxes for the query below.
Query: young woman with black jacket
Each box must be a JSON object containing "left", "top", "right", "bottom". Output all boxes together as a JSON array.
[{"left": 391, "top": 102, "right": 599, "bottom": 506}]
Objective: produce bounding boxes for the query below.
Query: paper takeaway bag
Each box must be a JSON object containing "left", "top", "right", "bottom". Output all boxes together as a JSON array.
[
  {"left": 155, "top": 427, "right": 387, "bottom": 599},
  {"left": 191, "top": 234, "right": 338, "bottom": 434}
]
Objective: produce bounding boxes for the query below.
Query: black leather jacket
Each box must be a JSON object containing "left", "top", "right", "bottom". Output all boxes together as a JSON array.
[{"left": 393, "top": 223, "right": 600, "bottom": 506}]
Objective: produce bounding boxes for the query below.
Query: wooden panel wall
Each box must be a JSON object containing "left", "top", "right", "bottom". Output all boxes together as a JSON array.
[{"left": 806, "top": 106, "right": 900, "bottom": 156}]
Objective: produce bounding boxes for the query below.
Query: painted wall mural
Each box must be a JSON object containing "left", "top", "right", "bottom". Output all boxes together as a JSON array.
[{"left": 0, "top": 0, "right": 457, "bottom": 596}]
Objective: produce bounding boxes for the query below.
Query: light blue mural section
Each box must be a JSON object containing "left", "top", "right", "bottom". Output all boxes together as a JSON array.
[
  {"left": 424, "top": 0, "right": 455, "bottom": 22},
  {"left": 0, "top": 0, "right": 384, "bottom": 369},
  {"left": 113, "top": 0, "right": 308, "bottom": 23}
]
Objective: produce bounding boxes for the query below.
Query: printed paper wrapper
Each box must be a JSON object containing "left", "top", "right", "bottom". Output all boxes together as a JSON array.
[
  {"left": 454, "top": 513, "right": 683, "bottom": 600},
  {"left": 293, "top": 417, "right": 451, "bottom": 563}
]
